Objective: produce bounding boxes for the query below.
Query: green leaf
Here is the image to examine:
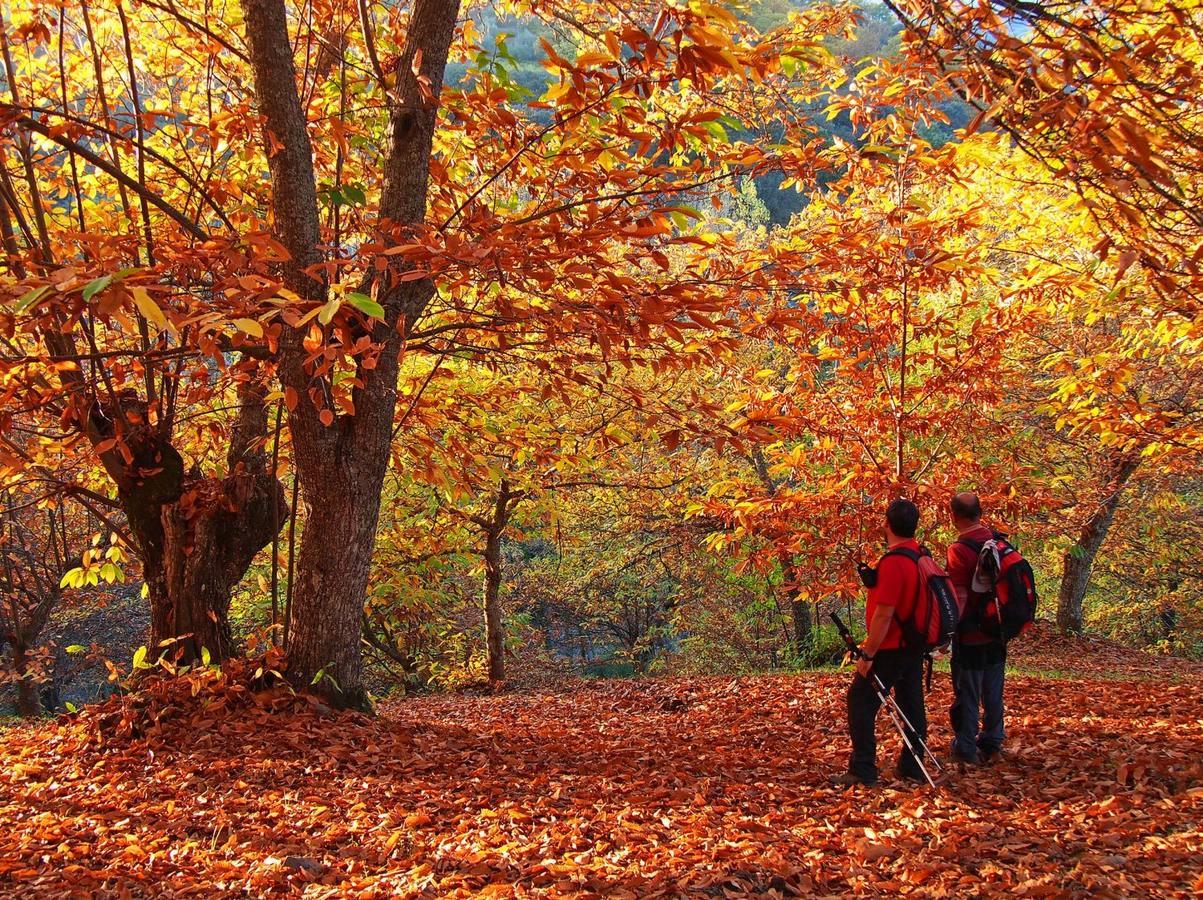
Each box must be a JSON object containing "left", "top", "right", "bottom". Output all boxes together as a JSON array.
[
  {"left": 346, "top": 292, "right": 385, "bottom": 321},
  {"left": 65, "top": 702, "right": 78, "bottom": 713},
  {"left": 201, "top": 646, "right": 212, "bottom": 667},
  {"left": 132, "top": 645, "right": 149, "bottom": 669},
  {"left": 82, "top": 275, "right": 112, "bottom": 302},
  {"left": 65, "top": 644, "right": 86, "bottom": 654},
  {"left": 14, "top": 285, "right": 51, "bottom": 313}
]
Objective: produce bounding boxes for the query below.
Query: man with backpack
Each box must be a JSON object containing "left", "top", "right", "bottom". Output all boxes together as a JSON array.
[
  {"left": 946, "top": 492, "right": 1037, "bottom": 765},
  {"left": 832, "top": 499, "right": 938, "bottom": 787}
]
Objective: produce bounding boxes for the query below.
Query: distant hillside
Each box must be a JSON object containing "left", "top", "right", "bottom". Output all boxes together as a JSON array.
[{"left": 456, "top": 1, "right": 972, "bottom": 226}]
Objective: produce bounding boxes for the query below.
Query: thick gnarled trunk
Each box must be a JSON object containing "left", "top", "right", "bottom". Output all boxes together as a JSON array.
[
  {"left": 156, "top": 470, "right": 287, "bottom": 662},
  {"left": 1056, "top": 455, "right": 1140, "bottom": 634},
  {"left": 89, "top": 381, "right": 285, "bottom": 666}
]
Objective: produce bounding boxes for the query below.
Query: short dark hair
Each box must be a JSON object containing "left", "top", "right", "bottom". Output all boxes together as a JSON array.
[
  {"left": 886, "top": 498, "right": 919, "bottom": 539},
  {"left": 950, "top": 492, "right": 982, "bottom": 522}
]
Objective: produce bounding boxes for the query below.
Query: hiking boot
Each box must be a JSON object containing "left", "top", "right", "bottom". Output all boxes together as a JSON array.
[
  {"left": 894, "top": 767, "right": 926, "bottom": 785},
  {"left": 951, "top": 749, "right": 980, "bottom": 767},
  {"left": 829, "top": 771, "right": 878, "bottom": 788},
  {"left": 979, "top": 748, "right": 1003, "bottom": 765}
]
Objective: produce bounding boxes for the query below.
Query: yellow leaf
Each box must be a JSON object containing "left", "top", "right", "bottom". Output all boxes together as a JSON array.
[
  {"left": 234, "top": 318, "right": 264, "bottom": 338},
  {"left": 130, "top": 287, "right": 167, "bottom": 329},
  {"left": 318, "top": 296, "right": 341, "bottom": 325}
]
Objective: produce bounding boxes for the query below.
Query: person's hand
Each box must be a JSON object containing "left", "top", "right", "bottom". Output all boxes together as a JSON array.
[
  {"left": 855, "top": 653, "right": 873, "bottom": 679},
  {"left": 856, "top": 562, "right": 877, "bottom": 588}
]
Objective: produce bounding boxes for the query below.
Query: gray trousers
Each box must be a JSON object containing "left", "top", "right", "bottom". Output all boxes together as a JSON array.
[{"left": 949, "top": 642, "right": 1005, "bottom": 761}]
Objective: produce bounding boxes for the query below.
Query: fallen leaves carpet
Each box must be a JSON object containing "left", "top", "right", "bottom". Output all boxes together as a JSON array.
[{"left": 0, "top": 651, "right": 1200, "bottom": 897}]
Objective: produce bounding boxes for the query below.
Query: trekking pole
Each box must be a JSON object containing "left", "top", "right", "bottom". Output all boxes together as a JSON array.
[
  {"left": 831, "top": 612, "right": 940, "bottom": 785},
  {"left": 830, "top": 612, "right": 942, "bottom": 787},
  {"left": 830, "top": 610, "right": 935, "bottom": 759}
]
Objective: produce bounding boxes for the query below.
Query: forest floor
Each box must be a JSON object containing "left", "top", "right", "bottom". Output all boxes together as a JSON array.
[{"left": 0, "top": 627, "right": 1200, "bottom": 897}]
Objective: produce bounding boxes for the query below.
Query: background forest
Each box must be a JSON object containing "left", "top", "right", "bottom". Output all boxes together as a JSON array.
[{"left": 1, "top": 0, "right": 1200, "bottom": 717}]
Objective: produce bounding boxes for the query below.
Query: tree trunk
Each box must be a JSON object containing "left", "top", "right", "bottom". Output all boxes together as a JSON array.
[
  {"left": 1057, "top": 454, "right": 1140, "bottom": 634},
  {"left": 776, "top": 553, "right": 811, "bottom": 660},
  {"left": 240, "top": 0, "right": 462, "bottom": 707},
  {"left": 481, "top": 480, "right": 514, "bottom": 682},
  {"left": 483, "top": 525, "right": 505, "bottom": 682},
  {"left": 751, "top": 451, "right": 812, "bottom": 659},
  {"left": 1, "top": 533, "right": 58, "bottom": 717},
  {"left": 631, "top": 642, "right": 648, "bottom": 677},
  {"left": 11, "top": 643, "right": 41, "bottom": 717},
  {"left": 791, "top": 596, "right": 812, "bottom": 654},
  {"left": 40, "top": 309, "right": 283, "bottom": 669},
  {"left": 284, "top": 467, "right": 384, "bottom": 705}
]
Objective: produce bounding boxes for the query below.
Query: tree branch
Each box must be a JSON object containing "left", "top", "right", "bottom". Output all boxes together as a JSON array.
[{"left": 7, "top": 113, "right": 209, "bottom": 240}]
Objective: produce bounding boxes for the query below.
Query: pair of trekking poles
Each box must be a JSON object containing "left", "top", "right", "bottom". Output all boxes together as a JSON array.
[{"left": 830, "top": 612, "right": 943, "bottom": 789}]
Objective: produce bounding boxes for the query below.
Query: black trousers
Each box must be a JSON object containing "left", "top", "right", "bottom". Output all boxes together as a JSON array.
[{"left": 846, "top": 649, "right": 927, "bottom": 782}]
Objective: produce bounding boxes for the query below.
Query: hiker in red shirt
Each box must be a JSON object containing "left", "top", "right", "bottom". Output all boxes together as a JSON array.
[
  {"left": 946, "top": 492, "right": 1006, "bottom": 764},
  {"left": 831, "top": 499, "right": 929, "bottom": 787}
]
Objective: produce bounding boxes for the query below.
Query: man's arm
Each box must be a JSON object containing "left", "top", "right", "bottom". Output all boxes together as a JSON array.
[
  {"left": 855, "top": 603, "right": 894, "bottom": 678},
  {"left": 857, "top": 554, "right": 901, "bottom": 676},
  {"left": 862, "top": 603, "right": 895, "bottom": 659}
]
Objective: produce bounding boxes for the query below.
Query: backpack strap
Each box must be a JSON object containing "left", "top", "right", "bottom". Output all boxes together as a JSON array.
[
  {"left": 989, "top": 531, "right": 1020, "bottom": 561},
  {"left": 885, "top": 546, "right": 921, "bottom": 563},
  {"left": 885, "top": 543, "right": 935, "bottom": 562},
  {"left": 881, "top": 547, "right": 926, "bottom": 651},
  {"left": 956, "top": 537, "right": 985, "bottom": 554},
  {"left": 955, "top": 536, "right": 999, "bottom": 633}
]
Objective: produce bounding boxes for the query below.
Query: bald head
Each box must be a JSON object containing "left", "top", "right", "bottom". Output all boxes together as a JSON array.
[{"left": 950, "top": 492, "right": 982, "bottom": 526}]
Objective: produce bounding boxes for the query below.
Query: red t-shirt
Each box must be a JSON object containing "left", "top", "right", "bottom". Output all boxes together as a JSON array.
[
  {"left": 946, "top": 523, "right": 995, "bottom": 645},
  {"left": 866, "top": 539, "right": 921, "bottom": 651}
]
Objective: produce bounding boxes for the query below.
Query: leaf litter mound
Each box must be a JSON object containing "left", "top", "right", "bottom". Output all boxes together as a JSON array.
[{"left": 0, "top": 639, "right": 1200, "bottom": 897}]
